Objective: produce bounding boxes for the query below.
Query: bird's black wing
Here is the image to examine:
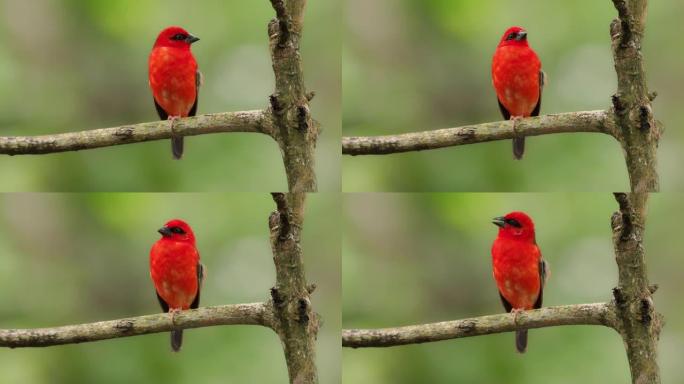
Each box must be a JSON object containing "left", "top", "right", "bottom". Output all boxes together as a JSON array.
[
  {"left": 190, "top": 261, "right": 205, "bottom": 309},
  {"left": 154, "top": 99, "right": 168, "bottom": 120},
  {"left": 531, "top": 70, "right": 545, "bottom": 117},
  {"left": 499, "top": 291, "right": 513, "bottom": 313},
  {"left": 534, "top": 258, "right": 548, "bottom": 309},
  {"left": 156, "top": 292, "right": 170, "bottom": 313},
  {"left": 497, "top": 99, "right": 511, "bottom": 120},
  {"left": 188, "top": 70, "right": 201, "bottom": 118}
]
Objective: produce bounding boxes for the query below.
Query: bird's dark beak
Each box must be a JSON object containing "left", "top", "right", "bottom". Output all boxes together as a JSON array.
[
  {"left": 492, "top": 216, "right": 506, "bottom": 228},
  {"left": 516, "top": 31, "right": 527, "bottom": 41},
  {"left": 186, "top": 34, "right": 200, "bottom": 44},
  {"left": 158, "top": 226, "right": 173, "bottom": 237}
]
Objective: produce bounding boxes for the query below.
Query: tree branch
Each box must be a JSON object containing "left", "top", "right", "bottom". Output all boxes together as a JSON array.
[
  {"left": 343, "top": 110, "right": 612, "bottom": 155},
  {"left": 342, "top": 303, "right": 616, "bottom": 348},
  {"left": 0, "top": 303, "right": 272, "bottom": 348},
  {"left": 610, "top": 192, "right": 662, "bottom": 383},
  {"left": 0, "top": 111, "right": 270, "bottom": 156},
  {"left": 610, "top": 0, "right": 660, "bottom": 192},
  {"left": 269, "top": 192, "right": 319, "bottom": 383},
  {"left": 268, "top": 0, "right": 318, "bottom": 193}
]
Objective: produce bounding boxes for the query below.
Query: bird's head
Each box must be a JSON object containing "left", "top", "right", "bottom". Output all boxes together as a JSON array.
[
  {"left": 158, "top": 219, "right": 196, "bottom": 243},
  {"left": 498, "top": 26, "right": 529, "bottom": 47},
  {"left": 154, "top": 26, "right": 200, "bottom": 49},
  {"left": 492, "top": 211, "right": 536, "bottom": 241}
]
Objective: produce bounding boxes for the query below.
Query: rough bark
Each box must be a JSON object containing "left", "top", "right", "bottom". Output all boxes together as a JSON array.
[
  {"left": 610, "top": 0, "right": 660, "bottom": 192},
  {"left": 611, "top": 193, "right": 662, "bottom": 383},
  {"left": 0, "top": 111, "right": 270, "bottom": 155},
  {"left": 268, "top": 0, "right": 319, "bottom": 193},
  {"left": 268, "top": 192, "right": 319, "bottom": 384},
  {"left": 343, "top": 110, "right": 613, "bottom": 155},
  {"left": 0, "top": 303, "right": 271, "bottom": 348},
  {"left": 343, "top": 303, "right": 616, "bottom": 348}
]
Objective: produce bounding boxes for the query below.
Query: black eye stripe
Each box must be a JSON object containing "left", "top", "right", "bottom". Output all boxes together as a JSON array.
[
  {"left": 171, "top": 33, "right": 187, "bottom": 41},
  {"left": 505, "top": 218, "right": 522, "bottom": 228},
  {"left": 507, "top": 33, "right": 516, "bottom": 40},
  {"left": 170, "top": 226, "right": 186, "bottom": 234}
]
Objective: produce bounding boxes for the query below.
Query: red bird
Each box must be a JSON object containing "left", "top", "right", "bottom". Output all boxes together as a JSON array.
[
  {"left": 150, "top": 219, "right": 204, "bottom": 352},
  {"left": 491, "top": 211, "right": 548, "bottom": 353},
  {"left": 492, "top": 26, "right": 544, "bottom": 160},
  {"left": 149, "top": 26, "right": 201, "bottom": 159}
]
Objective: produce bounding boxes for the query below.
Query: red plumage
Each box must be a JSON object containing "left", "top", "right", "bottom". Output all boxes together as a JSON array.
[
  {"left": 492, "top": 26, "right": 543, "bottom": 160},
  {"left": 150, "top": 219, "right": 203, "bottom": 352},
  {"left": 491, "top": 211, "right": 547, "bottom": 353},
  {"left": 149, "top": 26, "right": 201, "bottom": 159}
]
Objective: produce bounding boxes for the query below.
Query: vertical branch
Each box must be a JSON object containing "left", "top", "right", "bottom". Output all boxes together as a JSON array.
[
  {"left": 610, "top": 0, "right": 660, "bottom": 192},
  {"left": 269, "top": 193, "right": 319, "bottom": 384},
  {"left": 611, "top": 193, "right": 662, "bottom": 384},
  {"left": 268, "top": 0, "right": 319, "bottom": 192}
]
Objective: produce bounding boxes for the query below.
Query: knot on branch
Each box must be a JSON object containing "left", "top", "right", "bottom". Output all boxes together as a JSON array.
[
  {"left": 271, "top": 287, "right": 285, "bottom": 308},
  {"left": 270, "top": 193, "right": 292, "bottom": 241},
  {"left": 113, "top": 320, "right": 135, "bottom": 334},
  {"left": 641, "top": 297, "right": 653, "bottom": 326},
  {"left": 612, "top": 193, "right": 634, "bottom": 241},
  {"left": 268, "top": 0, "right": 291, "bottom": 48},
  {"left": 639, "top": 105, "right": 652, "bottom": 133},
  {"left": 270, "top": 94, "right": 285, "bottom": 115},
  {"left": 297, "top": 105, "right": 310, "bottom": 132},
  {"left": 298, "top": 297, "right": 311, "bottom": 324}
]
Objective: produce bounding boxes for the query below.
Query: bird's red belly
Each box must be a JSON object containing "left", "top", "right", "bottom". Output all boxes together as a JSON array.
[
  {"left": 492, "top": 48, "right": 540, "bottom": 117},
  {"left": 149, "top": 48, "right": 197, "bottom": 117}
]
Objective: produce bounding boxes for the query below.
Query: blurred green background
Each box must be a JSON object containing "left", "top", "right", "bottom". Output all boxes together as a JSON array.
[
  {"left": 342, "top": 0, "right": 683, "bottom": 191},
  {"left": 0, "top": 193, "right": 340, "bottom": 383},
  {"left": 343, "top": 193, "right": 681, "bottom": 383},
  {"left": 0, "top": 0, "right": 340, "bottom": 192}
]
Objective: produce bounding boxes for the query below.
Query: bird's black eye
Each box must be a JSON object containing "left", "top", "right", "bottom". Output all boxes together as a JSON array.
[
  {"left": 505, "top": 218, "right": 522, "bottom": 228},
  {"left": 506, "top": 33, "right": 517, "bottom": 41},
  {"left": 170, "top": 226, "right": 186, "bottom": 234},
  {"left": 171, "top": 33, "right": 187, "bottom": 41}
]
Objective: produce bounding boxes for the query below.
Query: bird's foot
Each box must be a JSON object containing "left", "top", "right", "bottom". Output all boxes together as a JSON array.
[
  {"left": 167, "top": 116, "right": 180, "bottom": 136},
  {"left": 510, "top": 116, "right": 523, "bottom": 136},
  {"left": 511, "top": 308, "right": 525, "bottom": 325},
  {"left": 169, "top": 308, "right": 181, "bottom": 325}
]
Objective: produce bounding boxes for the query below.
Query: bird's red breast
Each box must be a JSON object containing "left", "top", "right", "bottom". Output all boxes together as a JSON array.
[
  {"left": 149, "top": 38, "right": 198, "bottom": 117},
  {"left": 150, "top": 220, "right": 200, "bottom": 310},
  {"left": 492, "top": 29, "right": 541, "bottom": 117},
  {"left": 491, "top": 212, "right": 542, "bottom": 310}
]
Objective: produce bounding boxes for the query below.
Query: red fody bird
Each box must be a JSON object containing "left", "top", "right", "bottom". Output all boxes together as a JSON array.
[
  {"left": 150, "top": 219, "right": 204, "bottom": 352},
  {"left": 492, "top": 26, "right": 544, "bottom": 160},
  {"left": 491, "top": 211, "right": 548, "bottom": 353},
  {"left": 149, "top": 26, "right": 201, "bottom": 159}
]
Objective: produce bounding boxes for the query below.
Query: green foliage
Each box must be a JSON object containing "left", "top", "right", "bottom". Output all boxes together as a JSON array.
[
  {"left": 0, "top": 194, "right": 341, "bottom": 383},
  {"left": 343, "top": 193, "right": 683, "bottom": 383},
  {"left": 0, "top": 1, "right": 340, "bottom": 192},
  {"left": 342, "top": 0, "right": 683, "bottom": 191}
]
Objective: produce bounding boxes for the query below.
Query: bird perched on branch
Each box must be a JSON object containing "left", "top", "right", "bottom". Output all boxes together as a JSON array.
[
  {"left": 149, "top": 26, "right": 201, "bottom": 159},
  {"left": 150, "top": 219, "right": 205, "bottom": 352},
  {"left": 491, "top": 211, "right": 548, "bottom": 353},
  {"left": 492, "top": 26, "right": 544, "bottom": 160}
]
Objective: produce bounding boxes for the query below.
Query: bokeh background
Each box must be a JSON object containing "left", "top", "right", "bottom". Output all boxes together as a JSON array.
[
  {"left": 0, "top": 0, "right": 340, "bottom": 192},
  {"left": 342, "top": 0, "right": 683, "bottom": 191},
  {"left": 343, "top": 193, "right": 682, "bottom": 383},
  {"left": 0, "top": 193, "right": 340, "bottom": 383}
]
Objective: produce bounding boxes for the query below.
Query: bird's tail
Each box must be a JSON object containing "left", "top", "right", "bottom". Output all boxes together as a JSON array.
[
  {"left": 172, "top": 137, "right": 184, "bottom": 160},
  {"left": 513, "top": 137, "right": 525, "bottom": 160},
  {"left": 171, "top": 330, "right": 183, "bottom": 352},
  {"left": 515, "top": 330, "right": 528, "bottom": 353}
]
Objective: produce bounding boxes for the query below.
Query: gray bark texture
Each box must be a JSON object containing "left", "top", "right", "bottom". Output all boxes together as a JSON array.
[
  {"left": 342, "top": 0, "right": 661, "bottom": 193},
  {"left": 342, "top": 193, "right": 662, "bottom": 384},
  {"left": 0, "top": 0, "right": 318, "bottom": 193}
]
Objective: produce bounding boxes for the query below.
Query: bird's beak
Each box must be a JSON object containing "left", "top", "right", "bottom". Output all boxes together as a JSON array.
[
  {"left": 158, "top": 226, "right": 173, "bottom": 237},
  {"left": 516, "top": 31, "right": 527, "bottom": 41},
  {"left": 492, "top": 216, "right": 506, "bottom": 228},
  {"left": 185, "top": 34, "right": 200, "bottom": 44}
]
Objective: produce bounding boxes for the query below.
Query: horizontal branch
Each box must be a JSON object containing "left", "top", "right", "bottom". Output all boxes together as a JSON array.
[
  {"left": 0, "top": 303, "right": 273, "bottom": 348},
  {"left": 342, "top": 303, "right": 616, "bottom": 348},
  {"left": 0, "top": 110, "right": 272, "bottom": 156},
  {"left": 343, "top": 110, "right": 613, "bottom": 156}
]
